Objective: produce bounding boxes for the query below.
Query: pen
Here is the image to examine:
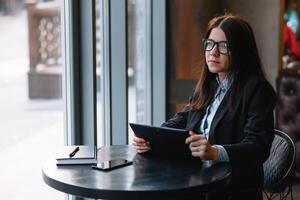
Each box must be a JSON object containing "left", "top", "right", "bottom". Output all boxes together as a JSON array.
[{"left": 69, "top": 146, "right": 80, "bottom": 157}]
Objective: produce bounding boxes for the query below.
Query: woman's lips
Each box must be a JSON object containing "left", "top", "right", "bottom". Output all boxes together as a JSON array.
[{"left": 208, "top": 60, "right": 220, "bottom": 64}]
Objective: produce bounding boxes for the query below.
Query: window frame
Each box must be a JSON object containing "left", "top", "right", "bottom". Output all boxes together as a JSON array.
[{"left": 62, "top": 0, "right": 166, "bottom": 149}]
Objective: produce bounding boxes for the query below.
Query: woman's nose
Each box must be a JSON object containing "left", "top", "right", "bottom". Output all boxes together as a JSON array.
[{"left": 210, "top": 45, "right": 220, "bottom": 56}]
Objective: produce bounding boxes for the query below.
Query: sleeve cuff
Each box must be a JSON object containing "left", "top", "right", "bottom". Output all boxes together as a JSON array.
[{"left": 212, "top": 145, "right": 230, "bottom": 164}]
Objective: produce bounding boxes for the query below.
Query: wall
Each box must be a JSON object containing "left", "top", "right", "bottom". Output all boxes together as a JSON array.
[
  {"left": 166, "top": 0, "right": 223, "bottom": 115},
  {"left": 166, "top": 0, "right": 282, "bottom": 116},
  {"left": 223, "top": 0, "right": 282, "bottom": 87}
]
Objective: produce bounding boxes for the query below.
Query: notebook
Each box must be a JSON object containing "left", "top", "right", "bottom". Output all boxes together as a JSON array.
[
  {"left": 129, "top": 123, "right": 191, "bottom": 157},
  {"left": 56, "top": 145, "right": 97, "bottom": 165}
]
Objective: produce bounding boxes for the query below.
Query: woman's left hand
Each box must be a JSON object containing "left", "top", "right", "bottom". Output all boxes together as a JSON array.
[{"left": 185, "top": 130, "right": 218, "bottom": 160}]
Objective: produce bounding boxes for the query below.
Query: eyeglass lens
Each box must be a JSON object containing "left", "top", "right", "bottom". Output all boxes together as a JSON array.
[{"left": 203, "top": 39, "right": 229, "bottom": 54}]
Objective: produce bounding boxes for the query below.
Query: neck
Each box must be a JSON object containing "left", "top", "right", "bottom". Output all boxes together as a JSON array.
[{"left": 218, "top": 72, "right": 228, "bottom": 81}]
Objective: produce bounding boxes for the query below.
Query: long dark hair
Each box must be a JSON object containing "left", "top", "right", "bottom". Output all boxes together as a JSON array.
[{"left": 190, "top": 14, "right": 265, "bottom": 110}]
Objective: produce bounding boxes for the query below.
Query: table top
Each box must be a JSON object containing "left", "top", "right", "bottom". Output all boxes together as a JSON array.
[{"left": 43, "top": 145, "right": 231, "bottom": 199}]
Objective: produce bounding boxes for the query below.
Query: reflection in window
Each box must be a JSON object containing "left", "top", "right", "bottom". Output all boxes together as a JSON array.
[
  {"left": 95, "top": 0, "right": 109, "bottom": 146},
  {"left": 0, "top": 0, "right": 64, "bottom": 199},
  {"left": 127, "top": 0, "right": 151, "bottom": 142}
]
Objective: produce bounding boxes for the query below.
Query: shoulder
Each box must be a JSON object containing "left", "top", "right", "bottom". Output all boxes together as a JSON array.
[
  {"left": 242, "top": 76, "right": 276, "bottom": 104},
  {"left": 244, "top": 76, "right": 275, "bottom": 92}
]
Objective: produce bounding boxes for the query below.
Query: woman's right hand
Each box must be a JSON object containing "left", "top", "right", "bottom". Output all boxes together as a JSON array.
[{"left": 132, "top": 134, "right": 151, "bottom": 153}]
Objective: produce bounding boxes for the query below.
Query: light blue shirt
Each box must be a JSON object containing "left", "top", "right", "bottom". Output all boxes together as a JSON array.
[{"left": 199, "top": 75, "right": 233, "bottom": 165}]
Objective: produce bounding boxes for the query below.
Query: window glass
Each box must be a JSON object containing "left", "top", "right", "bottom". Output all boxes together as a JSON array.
[
  {"left": 95, "top": 0, "right": 108, "bottom": 146},
  {"left": 0, "top": 0, "right": 64, "bottom": 199},
  {"left": 127, "top": 0, "right": 151, "bottom": 142}
]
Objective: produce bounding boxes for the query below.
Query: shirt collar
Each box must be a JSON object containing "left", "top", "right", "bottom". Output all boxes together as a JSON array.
[{"left": 216, "top": 73, "right": 234, "bottom": 91}]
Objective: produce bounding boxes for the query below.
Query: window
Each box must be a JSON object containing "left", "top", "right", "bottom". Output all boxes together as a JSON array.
[
  {"left": 127, "top": 0, "right": 152, "bottom": 142},
  {"left": 95, "top": 0, "right": 109, "bottom": 146},
  {"left": 94, "top": 0, "right": 165, "bottom": 146},
  {"left": 0, "top": 0, "right": 64, "bottom": 199}
]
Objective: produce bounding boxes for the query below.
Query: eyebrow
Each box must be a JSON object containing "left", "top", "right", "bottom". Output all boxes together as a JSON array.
[{"left": 207, "top": 39, "right": 228, "bottom": 43}]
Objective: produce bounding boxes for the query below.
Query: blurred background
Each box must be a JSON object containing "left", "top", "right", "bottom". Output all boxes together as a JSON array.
[{"left": 0, "top": 0, "right": 299, "bottom": 199}]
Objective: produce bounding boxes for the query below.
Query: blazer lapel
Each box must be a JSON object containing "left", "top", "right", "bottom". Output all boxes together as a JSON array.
[
  {"left": 186, "top": 109, "right": 205, "bottom": 132},
  {"left": 208, "top": 93, "right": 230, "bottom": 144}
]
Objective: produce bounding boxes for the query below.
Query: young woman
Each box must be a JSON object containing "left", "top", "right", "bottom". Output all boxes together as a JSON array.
[{"left": 132, "top": 14, "right": 276, "bottom": 200}]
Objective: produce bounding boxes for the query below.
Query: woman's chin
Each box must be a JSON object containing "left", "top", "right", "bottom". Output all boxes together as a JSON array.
[{"left": 208, "top": 67, "right": 220, "bottom": 74}]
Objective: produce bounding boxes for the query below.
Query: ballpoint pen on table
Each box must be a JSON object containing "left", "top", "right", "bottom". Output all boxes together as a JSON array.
[{"left": 69, "top": 146, "right": 80, "bottom": 157}]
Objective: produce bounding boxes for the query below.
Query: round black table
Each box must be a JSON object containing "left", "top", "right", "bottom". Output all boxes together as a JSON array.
[{"left": 43, "top": 145, "right": 231, "bottom": 199}]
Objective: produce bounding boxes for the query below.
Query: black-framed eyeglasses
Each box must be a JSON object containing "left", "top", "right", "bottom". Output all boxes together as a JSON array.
[{"left": 202, "top": 38, "right": 230, "bottom": 54}]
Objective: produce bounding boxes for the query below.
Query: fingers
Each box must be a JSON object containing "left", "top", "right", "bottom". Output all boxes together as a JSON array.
[
  {"left": 191, "top": 150, "right": 206, "bottom": 158},
  {"left": 184, "top": 132, "right": 216, "bottom": 160},
  {"left": 132, "top": 140, "right": 150, "bottom": 149},
  {"left": 189, "top": 130, "right": 195, "bottom": 136},
  {"left": 136, "top": 144, "right": 150, "bottom": 153},
  {"left": 192, "top": 145, "right": 218, "bottom": 160},
  {"left": 135, "top": 142, "right": 151, "bottom": 153},
  {"left": 132, "top": 135, "right": 146, "bottom": 143},
  {"left": 131, "top": 134, "right": 151, "bottom": 153},
  {"left": 190, "top": 144, "right": 209, "bottom": 159},
  {"left": 189, "top": 137, "right": 208, "bottom": 147},
  {"left": 190, "top": 144, "right": 207, "bottom": 153},
  {"left": 132, "top": 142, "right": 151, "bottom": 153},
  {"left": 132, "top": 135, "right": 148, "bottom": 147},
  {"left": 185, "top": 132, "right": 206, "bottom": 144}
]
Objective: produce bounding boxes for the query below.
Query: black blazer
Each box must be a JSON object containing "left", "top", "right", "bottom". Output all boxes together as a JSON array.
[{"left": 162, "top": 76, "right": 276, "bottom": 196}]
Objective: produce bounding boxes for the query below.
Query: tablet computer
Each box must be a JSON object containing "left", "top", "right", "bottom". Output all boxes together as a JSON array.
[{"left": 129, "top": 123, "right": 191, "bottom": 157}]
